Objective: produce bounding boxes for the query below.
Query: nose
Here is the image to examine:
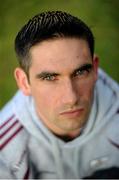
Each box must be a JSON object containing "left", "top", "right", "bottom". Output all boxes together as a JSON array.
[{"left": 62, "top": 78, "right": 78, "bottom": 106}]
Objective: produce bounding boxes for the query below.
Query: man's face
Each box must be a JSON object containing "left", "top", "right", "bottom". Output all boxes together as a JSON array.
[{"left": 27, "top": 38, "right": 98, "bottom": 137}]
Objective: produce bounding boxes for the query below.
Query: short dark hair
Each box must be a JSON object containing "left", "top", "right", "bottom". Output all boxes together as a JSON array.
[{"left": 15, "top": 11, "right": 94, "bottom": 74}]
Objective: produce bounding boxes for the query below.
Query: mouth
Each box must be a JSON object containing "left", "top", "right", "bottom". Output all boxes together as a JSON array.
[{"left": 60, "top": 108, "right": 84, "bottom": 119}]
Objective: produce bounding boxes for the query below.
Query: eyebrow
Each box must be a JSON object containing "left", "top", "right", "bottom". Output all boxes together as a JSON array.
[{"left": 35, "top": 63, "right": 93, "bottom": 79}]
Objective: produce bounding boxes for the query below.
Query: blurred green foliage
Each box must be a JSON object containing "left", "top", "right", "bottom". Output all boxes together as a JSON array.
[{"left": 0, "top": 0, "right": 119, "bottom": 108}]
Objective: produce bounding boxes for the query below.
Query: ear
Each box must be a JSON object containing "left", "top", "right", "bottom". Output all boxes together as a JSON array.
[
  {"left": 93, "top": 54, "right": 99, "bottom": 81},
  {"left": 14, "top": 67, "right": 31, "bottom": 96}
]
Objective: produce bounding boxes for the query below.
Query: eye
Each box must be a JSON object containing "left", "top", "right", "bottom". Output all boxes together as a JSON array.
[
  {"left": 42, "top": 74, "right": 57, "bottom": 81},
  {"left": 73, "top": 64, "right": 93, "bottom": 78},
  {"left": 75, "top": 69, "right": 85, "bottom": 76}
]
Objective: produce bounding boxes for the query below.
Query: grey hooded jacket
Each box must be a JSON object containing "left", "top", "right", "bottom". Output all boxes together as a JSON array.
[{"left": 0, "top": 69, "right": 119, "bottom": 179}]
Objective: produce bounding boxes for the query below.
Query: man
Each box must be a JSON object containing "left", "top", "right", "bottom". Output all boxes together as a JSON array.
[{"left": 0, "top": 11, "right": 119, "bottom": 179}]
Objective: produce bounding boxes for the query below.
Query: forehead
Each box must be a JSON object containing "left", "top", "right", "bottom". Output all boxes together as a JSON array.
[{"left": 29, "top": 38, "right": 92, "bottom": 73}]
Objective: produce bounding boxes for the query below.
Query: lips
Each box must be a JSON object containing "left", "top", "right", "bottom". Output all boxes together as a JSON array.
[{"left": 60, "top": 108, "right": 84, "bottom": 118}]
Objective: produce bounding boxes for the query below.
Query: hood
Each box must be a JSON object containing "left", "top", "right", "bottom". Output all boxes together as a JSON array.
[{"left": 12, "top": 68, "right": 119, "bottom": 178}]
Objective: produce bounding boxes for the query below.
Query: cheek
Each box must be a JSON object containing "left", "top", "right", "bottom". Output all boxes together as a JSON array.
[
  {"left": 78, "top": 79, "right": 95, "bottom": 101},
  {"left": 32, "top": 87, "right": 58, "bottom": 113}
]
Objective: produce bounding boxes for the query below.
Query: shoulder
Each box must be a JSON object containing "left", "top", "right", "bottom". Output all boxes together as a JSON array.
[
  {"left": 95, "top": 69, "right": 119, "bottom": 120},
  {"left": 0, "top": 113, "right": 25, "bottom": 151},
  {"left": 93, "top": 69, "right": 119, "bottom": 141},
  {"left": 97, "top": 69, "right": 119, "bottom": 97},
  {"left": 0, "top": 91, "right": 25, "bottom": 145},
  {"left": 0, "top": 90, "right": 28, "bottom": 128},
  {"left": 0, "top": 91, "right": 29, "bottom": 161},
  {"left": 0, "top": 91, "right": 26, "bottom": 120}
]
